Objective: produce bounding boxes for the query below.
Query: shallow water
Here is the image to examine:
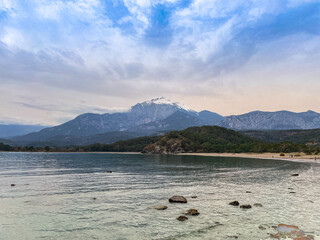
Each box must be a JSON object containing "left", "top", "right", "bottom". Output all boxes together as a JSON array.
[{"left": 0, "top": 152, "right": 319, "bottom": 240}]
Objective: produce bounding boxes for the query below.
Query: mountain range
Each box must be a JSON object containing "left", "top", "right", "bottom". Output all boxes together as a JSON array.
[{"left": 3, "top": 97, "right": 320, "bottom": 147}]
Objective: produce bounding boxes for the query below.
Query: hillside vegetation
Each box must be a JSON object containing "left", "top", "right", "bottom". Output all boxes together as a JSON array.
[
  {"left": 242, "top": 129, "right": 320, "bottom": 144},
  {"left": 142, "top": 126, "right": 315, "bottom": 154}
]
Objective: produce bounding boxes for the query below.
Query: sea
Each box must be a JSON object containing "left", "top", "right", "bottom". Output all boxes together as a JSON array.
[{"left": 0, "top": 152, "right": 319, "bottom": 240}]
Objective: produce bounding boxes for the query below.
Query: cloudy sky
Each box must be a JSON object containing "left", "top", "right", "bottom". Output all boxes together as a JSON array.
[{"left": 1, "top": 0, "right": 320, "bottom": 125}]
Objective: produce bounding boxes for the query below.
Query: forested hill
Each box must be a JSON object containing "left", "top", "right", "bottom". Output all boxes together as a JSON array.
[
  {"left": 242, "top": 129, "right": 320, "bottom": 144},
  {"left": 142, "top": 126, "right": 311, "bottom": 154}
]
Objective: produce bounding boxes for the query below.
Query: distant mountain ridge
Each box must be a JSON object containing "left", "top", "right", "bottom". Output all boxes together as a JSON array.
[
  {"left": 219, "top": 110, "right": 320, "bottom": 130},
  {"left": 11, "top": 97, "right": 223, "bottom": 146},
  {"left": 5, "top": 98, "right": 320, "bottom": 147}
]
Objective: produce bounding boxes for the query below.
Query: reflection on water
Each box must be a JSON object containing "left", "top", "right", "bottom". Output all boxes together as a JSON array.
[{"left": 0, "top": 152, "right": 319, "bottom": 239}]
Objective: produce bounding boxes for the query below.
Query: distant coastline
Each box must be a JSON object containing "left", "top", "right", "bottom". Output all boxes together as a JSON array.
[{"left": 1, "top": 150, "right": 319, "bottom": 164}]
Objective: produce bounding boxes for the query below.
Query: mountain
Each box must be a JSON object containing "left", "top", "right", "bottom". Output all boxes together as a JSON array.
[
  {"left": 242, "top": 128, "right": 320, "bottom": 144},
  {"left": 143, "top": 126, "right": 258, "bottom": 154},
  {"left": 219, "top": 110, "right": 320, "bottom": 130},
  {"left": 0, "top": 124, "right": 48, "bottom": 138},
  {"left": 142, "top": 126, "right": 311, "bottom": 154},
  {"left": 12, "top": 97, "right": 223, "bottom": 146}
]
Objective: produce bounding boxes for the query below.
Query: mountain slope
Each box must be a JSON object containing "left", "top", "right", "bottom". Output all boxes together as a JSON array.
[
  {"left": 219, "top": 110, "right": 320, "bottom": 130},
  {"left": 12, "top": 97, "right": 223, "bottom": 145}
]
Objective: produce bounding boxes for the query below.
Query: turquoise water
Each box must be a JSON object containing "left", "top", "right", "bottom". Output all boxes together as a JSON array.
[{"left": 0, "top": 152, "right": 319, "bottom": 240}]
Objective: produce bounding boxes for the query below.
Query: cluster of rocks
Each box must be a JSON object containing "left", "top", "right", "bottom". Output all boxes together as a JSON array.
[
  {"left": 229, "top": 200, "right": 263, "bottom": 209},
  {"left": 153, "top": 195, "right": 200, "bottom": 222}
]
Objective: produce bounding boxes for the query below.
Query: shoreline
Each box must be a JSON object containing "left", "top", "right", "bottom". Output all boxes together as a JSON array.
[
  {"left": 177, "top": 152, "right": 319, "bottom": 164},
  {"left": 2, "top": 151, "right": 319, "bottom": 163}
]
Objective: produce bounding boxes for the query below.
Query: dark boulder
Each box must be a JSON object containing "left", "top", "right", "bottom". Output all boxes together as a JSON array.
[
  {"left": 229, "top": 201, "right": 240, "bottom": 206},
  {"left": 169, "top": 196, "right": 187, "bottom": 203},
  {"left": 240, "top": 204, "right": 252, "bottom": 209},
  {"left": 177, "top": 216, "right": 188, "bottom": 221}
]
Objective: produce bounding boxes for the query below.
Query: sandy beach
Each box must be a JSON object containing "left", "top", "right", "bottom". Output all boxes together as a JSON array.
[{"left": 177, "top": 152, "right": 320, "bottom": 163}]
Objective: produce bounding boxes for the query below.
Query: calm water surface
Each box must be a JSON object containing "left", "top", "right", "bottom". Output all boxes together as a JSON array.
[{"left": 0, "top": 152, "right": 319, "bottom": 240}]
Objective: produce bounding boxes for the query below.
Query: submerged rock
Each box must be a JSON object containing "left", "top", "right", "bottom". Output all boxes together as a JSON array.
[
  {"left": 253, "top": 203, "right": 263, "bottom": 207},
  {"left": 177, "top": 216, "right": 188, "bottom": 221},
  {"left": 229, "top": 201, "right": 240, "bottom": 206},
  {"left": 154, "top": 206, "right": 168, "bottom": 210},
  {"left": 259, "top": 225, "right": 266, "bottom": 230},
  {"left": 240, "top": 204, "right": 252, "bottom": 209},
  {"left": 185, "top": 209, "right": 199, "bottom": 216},
  {"left": 169, "top": 196, "right": 187, "bottom": 203},
  {"left": 270, "top": 224, "right": 314, "bottom": 240}
]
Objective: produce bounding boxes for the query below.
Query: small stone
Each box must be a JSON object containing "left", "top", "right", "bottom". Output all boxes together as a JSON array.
[
  {"left": 246, "top": 191, "right": 252, "bottom": 193},
  {"left": 106, "top": 171, "right": 112, "bottom": 173},
  {"left": 288, "top": 187, "right": 294, "bottom": 190},
  {"left": 93, "top": 197, "right": 97, "bottom": 200},
  {"left": 154, "top": 206, "right": 168, "bottom": 210},
  {"left": 291, "top": 174, "right": 299, "bottom": 177},
  {"left": 177, "top": 216, "right": 188, "bottom": 221},
  {"left": 289, "top": 192, "right": 296, "bottom": 194},
  {"left": 185, "top": 209, "right": 199, "bottom": 216},
  {"left": 191, "top": 196, "right": 197, "bottom": 199},
  {"left": 229, "top": 201, "right": 240, "bottom": 206},
  {"left": 227, "top": 236, "right": 238, "bottom": 239},
  {"left": 10, "top": 184, "right": 15, "bottom": 187},
  {"left": 240, "top": 204, "right": 252, "bottom": 209},
  {"left": 259, "top": 225, "right": 266, "bottom": 230},
  {"left": 169, "top": 196, "right": 187, "bottom": 203},
  {"left": 253, "top": 203, "right": 263, "bottom": 207}
]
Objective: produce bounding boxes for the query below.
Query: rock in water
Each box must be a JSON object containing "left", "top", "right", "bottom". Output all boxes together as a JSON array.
[
  {"left": 185, "top": 209, "right": 200, "bottom": 216},
  {"left": 240, "top": 205, "right": 252, "bottom": 209},
  {"left": 177, "top": 216, "right": 188, "bottom": 221},
  {"left": 10, "top": 184, "right": 15, "bottom": 187},
  {"left": 259, "top": 225, "right": 266, "bottom": 230},
  {"left": 191, "top": 196, "right": 197, "bottom": 199},
  {"left": 229, "top": 201, "right": 240, "bottom": 206},
  {"left": 253, "top": 203, "right": 263, "bottom": 207},
  {"left": 292, "top": 173, "right": 299, "bottom": 176},
  {"left": 169, "top": 196, "right": 187, "bottom": 203},
  {"left": 154, "top": 206, "right": 168, "bottom": 210},
  {"left": 271, "top": 224, "right": 314, "bottom": 240}
]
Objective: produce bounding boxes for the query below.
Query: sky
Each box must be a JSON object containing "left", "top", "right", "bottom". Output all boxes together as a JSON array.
[{"left": 1, "top": 0, "right": 320, "bottom": 126}]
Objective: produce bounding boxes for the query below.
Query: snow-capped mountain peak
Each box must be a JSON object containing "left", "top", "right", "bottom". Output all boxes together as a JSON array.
[{"left": 137, "top": 97, "right": 193, "bottom": 112}]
